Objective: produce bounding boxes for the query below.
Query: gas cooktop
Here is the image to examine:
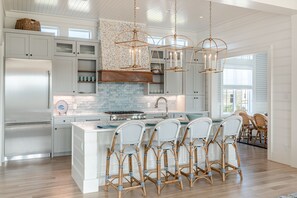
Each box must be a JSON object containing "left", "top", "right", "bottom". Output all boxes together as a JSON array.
[{"left": 104, "top": 111, "right": 146, "bottom": 121}]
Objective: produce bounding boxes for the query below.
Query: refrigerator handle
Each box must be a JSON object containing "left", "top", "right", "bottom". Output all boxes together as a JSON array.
[{"left": 48, "top": 70, "right": 51, "bottom": 109}]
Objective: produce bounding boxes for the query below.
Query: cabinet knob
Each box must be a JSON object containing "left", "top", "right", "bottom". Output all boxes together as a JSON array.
[
  {"left": 26, "top": 54, "right": 28, "bottom": 56},
  {"left": 30, "top": 54, "right": 32, "bottom": 56},
  {"left": 77, "top": 52, "right": 80, "bottom": 54},
  {"left": 73, "top": 91, "right": 75, "bottom": 93},
  {"left": 55, "top": 128, "right": 57, "bottom": 130},
  {"left": 73, "top": 52, "right": 75, "bottom": 54}
]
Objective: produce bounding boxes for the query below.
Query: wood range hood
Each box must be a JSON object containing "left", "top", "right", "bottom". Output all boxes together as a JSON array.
[{"left": 98, "top": 70, "right": 153, "bottom": 83}]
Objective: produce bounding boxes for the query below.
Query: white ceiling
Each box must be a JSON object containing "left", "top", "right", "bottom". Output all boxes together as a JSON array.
[{"left": 3, "top": 0, "right": 261, "bottom": 32}]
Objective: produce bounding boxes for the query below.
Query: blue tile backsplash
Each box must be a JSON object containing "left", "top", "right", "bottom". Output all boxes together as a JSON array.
[{"left": 54, "top": 83, "right": 179, "bottom": 114}]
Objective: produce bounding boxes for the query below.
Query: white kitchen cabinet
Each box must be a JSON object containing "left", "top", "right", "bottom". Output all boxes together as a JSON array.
[
  {"left": 54, "top": 39, "right": 98, "bottom": 58},
  {"left": 53, "top": 117, "right": 74, "bottom": 156},
  {"left": 54, "top": 40, "right": 76, "bottom": 57},
  {"left": 53, "top": 57, "right": 98, "bottom": 95},
  {"left": 185, "top": 49, "right": 201, "bottom": 63},
  {"left": 53, "top": 115, "right": 111, "bottom": 157},
  {"left": 77, "top": 41, "right": 98, "bottom": 58},
  {"left": 150, "top": 48, "right": 166, "bottom": 62},
  {"left": 147, "top": 47, "right": 183, "bottom": 95},
  {"left": 5, "top": 33, "right": 28, "bottom": 59},
  {"left": 185, "top": 95, "right": 206, "bottom": 112},
  {"left": 172, "top": 113, "right": 186, "bottom": 119},
  {"left": 52, "top": 56, "right": 77, "bottom": 95},
  {"left": 77, "top": 59, "right": 97, "bottom": 94},
  {"left": 146, "top": 68, "right": 183, "bottom": 96},
  {"left": 5, "top": 32, "right": 52, "bottom": 59},
  {"left": 145, "top": 62, "right": 165, "bottom": 95},
  {"left": 53, "top": 39, "right": 98, "bottom": 96},
  {"left": 165, "top": 70, "right": 183, "bottom": 95},
  {"left": 184, "top": 64, "right": 205, "bottom": 95}
]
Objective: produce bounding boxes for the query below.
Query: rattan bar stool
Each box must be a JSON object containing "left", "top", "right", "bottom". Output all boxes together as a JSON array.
[
  {"left": 104, "top": 120, "right": 146, "bottom": 198},
  {"left": 143, "top": 119, "right": 183, "bottom": 195},
  {"left": 253, "top": 113, "right": 268, "bottom": 145},
  {"left": 238, "top": 111, "right": 256, "bottom": 142},
  {"left": 209, "top": 116, "right": 243, "bottom": 181},
  {"left": 178, "top": 117, "right": 213, "bottom": 187}
]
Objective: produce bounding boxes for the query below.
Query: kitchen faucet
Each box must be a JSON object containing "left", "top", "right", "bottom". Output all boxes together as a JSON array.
[{"left": 154, "top": 97, "right": 168, "bottom": 118}]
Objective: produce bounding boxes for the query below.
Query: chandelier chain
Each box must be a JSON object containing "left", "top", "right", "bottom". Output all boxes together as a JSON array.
[
  {"left": 209, "top": 1, "right": 212, "bottom": 38},
  {"left": 134, "top": 0, "right": 136, "bottom": 28},
  {"left": 174, "top": 0, "right": 177, "bottom": 35}
]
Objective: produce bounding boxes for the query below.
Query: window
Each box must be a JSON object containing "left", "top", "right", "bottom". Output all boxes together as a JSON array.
[
  {"left": 223, "top": 68, "right": 253, "bottom": 113},
  {"left": 171, "top": 38, "right": 188, "bottom": 46},
  {"left": 223, "top": 88, "right": 253, "bottom": 113},
  {"left": 147, "top": 36, "right": 164, "bottom": 45},
  {"left": 221, "top": 53, "right": 267, "bottom": 114},
  {"left": 41, "top": 26, "right": 59, "bottom": 36},
  {"left": 68, "top": 28, "right": 91, "bottom": 39},
  {"left": 147, "top": 37, "right": 188, "bottom": 46},
  {"left": 222, "top": 55, "right": 254, "bottom": 114}
]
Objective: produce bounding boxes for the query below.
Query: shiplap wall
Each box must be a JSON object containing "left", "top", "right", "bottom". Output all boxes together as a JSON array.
[
  {"left": 0, "top": 0, "right": 4, "bottom": 165},
  {"left": 201, "top": 13, "right": 292, "bottom": 165},
  {"left": 290, "top": 15, "right": 297, "bottom": 168}
]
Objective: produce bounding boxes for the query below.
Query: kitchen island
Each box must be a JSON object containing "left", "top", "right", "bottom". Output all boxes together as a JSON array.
[{"left": 71, "top": 119, "right": 235, "bottom": 194}]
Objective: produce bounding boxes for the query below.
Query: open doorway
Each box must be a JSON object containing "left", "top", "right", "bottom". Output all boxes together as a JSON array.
[{"left": 211, "top": 52, "right": 268, "bottom": 149}]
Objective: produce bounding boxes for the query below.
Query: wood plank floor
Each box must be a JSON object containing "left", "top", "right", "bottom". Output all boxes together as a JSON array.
[{"left": 1, "top": 144, "right": 297, "bottom": 198}]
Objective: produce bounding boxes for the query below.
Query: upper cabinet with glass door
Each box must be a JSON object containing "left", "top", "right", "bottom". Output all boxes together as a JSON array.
[
  {"left": 54, "top": 38, "right": 98, "bottom": 58},
  {"left": 54, "top": 40, "right": 76, "bottom": 57},
  {"left": 150, "top": 48, "right": 165, "bottom": 62},
  {"left": 76, "top": 41, "right": 98, "bottom": 58}
]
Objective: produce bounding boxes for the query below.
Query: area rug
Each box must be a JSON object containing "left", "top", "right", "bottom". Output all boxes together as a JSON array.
[
  {"left": 280, "top": 192, "right": 297, "bottom": 198},
  {"left": 237, "top": 139, "right": 267, "bottom": 149}
]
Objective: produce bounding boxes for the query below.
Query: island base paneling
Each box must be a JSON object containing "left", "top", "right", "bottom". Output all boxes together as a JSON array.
[{"left": 71, "top": 121, "right": 237, "bottom": 194}]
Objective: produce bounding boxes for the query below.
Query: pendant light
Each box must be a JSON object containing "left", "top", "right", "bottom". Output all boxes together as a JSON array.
[
  {"left": 157, "top": 0, "right": 194, "bottom": 72},
  {"left": 197, "top": 1, "right": 227, "bottom": 73},
  {"left": 114, "top": 0, "right": 153, "bottom": 70}
]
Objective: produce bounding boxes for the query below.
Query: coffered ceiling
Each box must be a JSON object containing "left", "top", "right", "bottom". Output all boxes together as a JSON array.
[{"left": 3, "top": 0, "right": 262, "bottom": 32}]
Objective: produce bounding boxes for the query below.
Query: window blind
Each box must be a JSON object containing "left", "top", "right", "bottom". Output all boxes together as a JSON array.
[{"left": 255, "top": 53, "right": 268, "bottom": 102}]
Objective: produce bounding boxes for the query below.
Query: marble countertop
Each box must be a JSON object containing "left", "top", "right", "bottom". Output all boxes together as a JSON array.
[
  {"left": 72, "top": 118, "right": 165, "bottom": 133},
  {"left": 54, "top": 111, "right": 209, "bottom": 118},
  {"left": 53, "top": 112, "right": 109, "bottom": 118}
]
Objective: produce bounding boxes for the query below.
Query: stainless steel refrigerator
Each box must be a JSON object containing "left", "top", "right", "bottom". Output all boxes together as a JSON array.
[{"left": 4, "top": 58, "right": 52, "bottom": 161}]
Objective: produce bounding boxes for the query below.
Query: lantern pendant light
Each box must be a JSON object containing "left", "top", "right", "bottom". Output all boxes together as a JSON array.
[
  {"left": 197, "top": 1, "right": 227, "bottom": 73},
  {"left": 157, "top": 0, "right": 194, "bottom": 72},
  {"left": 114, "top": 0, "right": 154, "bottom": 70}
]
